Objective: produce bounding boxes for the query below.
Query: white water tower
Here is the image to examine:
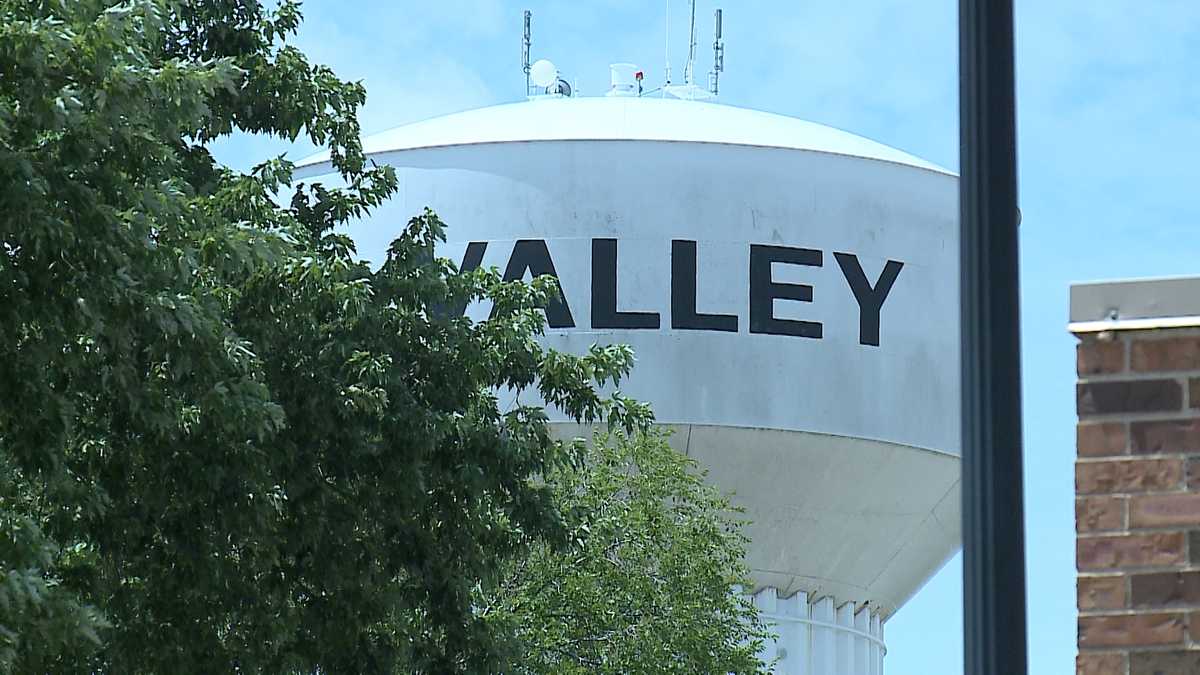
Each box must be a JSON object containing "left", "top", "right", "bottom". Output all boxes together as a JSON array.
[{"left": 296, "top": 16, "right": 960, "bottom": 672}]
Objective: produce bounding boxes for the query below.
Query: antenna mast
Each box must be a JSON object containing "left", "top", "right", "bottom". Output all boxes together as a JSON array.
[
  {"left": 522, "top": 10, "right": 532, "bottom": 96},
  {"left": 664, "top": 0, "right": 672, "bottom": 85},
  {"left": 684, "top": 0, "right": 698, "bottom": 85},
  {"left": 709, "top": 8, "right": 724, "bottom": 96}
]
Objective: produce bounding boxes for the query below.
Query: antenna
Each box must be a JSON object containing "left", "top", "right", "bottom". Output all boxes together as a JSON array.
[
  {"left": 664, "top": 0, "right": 672, "bottom": 85},
  {"left": 522, "top": 10, "right": 532, "bottom": 96},
  {"left": 530, "top": 60, "right": 558, "bottom": 89},
  {"left": 684, "top": 0, "right": 698, "bottom": 85},
  {"left": 709, "top": 8, "right": 724, "bottom": 96}
]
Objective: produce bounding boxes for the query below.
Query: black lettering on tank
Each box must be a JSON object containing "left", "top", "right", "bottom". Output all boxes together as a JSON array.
[
  {"left": 591, "top": 238, "right": 660, "bottom": 329},
  {"left": 834, "top": 252, "right": 903, "bottom": 347},
  {"left": 749, "top": 244, "right": 823, "bottom": 339},
  {"left": 671, "top": 240, "right": 738, "bottom": 332},
  {"left": 499, "top": 239, "right": 576, "bottom": 328}
]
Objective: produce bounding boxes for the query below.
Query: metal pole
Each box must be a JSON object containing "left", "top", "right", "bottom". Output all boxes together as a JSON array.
[
  {"left": 959, "top": 1, "right": 1028, "bottom": 674},
  {"left": 523, "top": 10, "right": 532, "bottom": 97}
]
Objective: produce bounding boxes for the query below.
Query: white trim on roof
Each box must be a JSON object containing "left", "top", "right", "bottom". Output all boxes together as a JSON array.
[{"left": 295, "top": 97, "right": 952, "bottom": 175}]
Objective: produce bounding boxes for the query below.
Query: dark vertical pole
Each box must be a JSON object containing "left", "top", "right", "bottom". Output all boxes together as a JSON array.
[{"left": 959, "top": 1, "right": 1028, "bottom": 675}]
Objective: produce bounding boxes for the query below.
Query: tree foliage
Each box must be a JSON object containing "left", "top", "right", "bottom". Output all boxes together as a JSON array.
[
  {"left": 0, "top": 1, "right": 763, "bottom": 672},
  {"left": 0, "top": 0, "right": 647, "bottom": 671},
  {"left": 483, "top": 431, "right": 770, "bottom": 674}
]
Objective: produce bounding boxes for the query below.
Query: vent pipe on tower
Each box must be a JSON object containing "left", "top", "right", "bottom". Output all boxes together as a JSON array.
[{"left": 608, "top": 64, "right": 644, "bottom": 97}]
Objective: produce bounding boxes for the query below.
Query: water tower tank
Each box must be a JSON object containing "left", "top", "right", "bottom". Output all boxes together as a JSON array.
[{"left": 297, "top": 96, "right": 960, "bottom": 673}]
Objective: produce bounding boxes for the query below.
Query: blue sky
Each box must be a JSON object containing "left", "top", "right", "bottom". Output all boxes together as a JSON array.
[{"left": 217, "top": 2, "right": 1200, "bottom": 672}]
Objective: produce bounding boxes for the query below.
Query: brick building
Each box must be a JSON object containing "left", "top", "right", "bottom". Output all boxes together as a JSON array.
[{"left": 1073, "top": 277, "right": 1200, "bottom": 675}]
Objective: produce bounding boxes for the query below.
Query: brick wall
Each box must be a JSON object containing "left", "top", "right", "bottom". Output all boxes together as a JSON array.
[{"left": 1076, "top": 331, "right": 1200, "bottom": 675}]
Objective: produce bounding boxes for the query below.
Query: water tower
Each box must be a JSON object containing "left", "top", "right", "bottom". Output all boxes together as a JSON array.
[{"left": 296, "top": 12, "right": 960, "bottom": 672}]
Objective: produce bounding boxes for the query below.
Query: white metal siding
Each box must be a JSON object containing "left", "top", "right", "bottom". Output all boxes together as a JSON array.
[{"left": 753, "top": 588, "right": 886, "bottom": 675}]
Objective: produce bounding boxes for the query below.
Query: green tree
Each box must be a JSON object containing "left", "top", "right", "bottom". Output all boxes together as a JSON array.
[
  {"left": 483, "top": 431, "right": 770, "bottom": 674},
  {"left": 1, "top": 1, "right": 764, "bottom": 672},
  {"left": 1, "top": 0, "right": 644, "bottom": 671}
]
